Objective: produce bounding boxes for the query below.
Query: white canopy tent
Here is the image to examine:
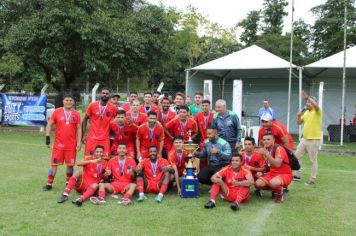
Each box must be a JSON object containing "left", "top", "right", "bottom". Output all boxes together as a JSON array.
[
  {"left": 186, "top": 45, "right": 301, "bottom": 133},
  {"left": 304, "top": 46, "right": 356, "bottom": 144}
]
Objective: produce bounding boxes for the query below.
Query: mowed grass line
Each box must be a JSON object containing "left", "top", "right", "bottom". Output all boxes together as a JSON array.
[{"left": 1, "top": 130, "right": 356, "bottom": 236}]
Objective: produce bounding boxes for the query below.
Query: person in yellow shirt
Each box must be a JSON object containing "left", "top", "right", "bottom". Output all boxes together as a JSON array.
[{"left": 294, "top": 90, "right": 322, "bottom": 185}]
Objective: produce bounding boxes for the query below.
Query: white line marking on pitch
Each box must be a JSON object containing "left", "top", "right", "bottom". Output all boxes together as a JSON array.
[{"left": 0, "top": 140, "right": 42, "bottom": 147}]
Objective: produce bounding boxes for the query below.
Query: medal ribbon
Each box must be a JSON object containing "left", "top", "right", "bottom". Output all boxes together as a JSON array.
[
  {"left": 99, "top": 103, "right": 108, "bottom": 119},
  {"left": 203, "top": 113, "right": 210, "bottom": 129},
  {"left": 150, "top": 161, "right": 158, "bottom": 177},
  {"left": 148, "top": 124, "right": 156, "bottom": 141},
  {"left": 63, "top": 108, "right": 72, "bottom": 124},
  {"left": 118, "top": 158, "right": 126, "bottom": 176},
  {"left": 177, "top": 151, "right": 183, "bottom": 167},
  {"left": 179, "top": 120, "right": 187, "bottom": 136},
  {"left": 118, "top": 125, "right": 124, "bottom": 141},
  {"left": 96, "top": 164, "right": 102, "bottom": 177},
  {"left": 161, "top": 112, "right": 168, "bottom": 124}
]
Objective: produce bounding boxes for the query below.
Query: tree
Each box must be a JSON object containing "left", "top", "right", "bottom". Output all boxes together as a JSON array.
[
  {"left": 237, "top": 10, "right": 261, "bottom": 46},
  {"left": 311, "top": 0, "right": 356, "bottom": 59},
  {"left": 261, "top": 0, "right": 288, "bottom": 35}
]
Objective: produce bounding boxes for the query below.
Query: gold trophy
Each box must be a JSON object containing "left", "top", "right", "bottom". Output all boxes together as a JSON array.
[{"left": 183, "top": 130, "right": 199, "bottom": 179}]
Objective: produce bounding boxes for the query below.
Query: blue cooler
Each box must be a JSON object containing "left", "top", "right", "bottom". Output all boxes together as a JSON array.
[{"left": 181, "top": 178, "right": 199, "bottom": 198}]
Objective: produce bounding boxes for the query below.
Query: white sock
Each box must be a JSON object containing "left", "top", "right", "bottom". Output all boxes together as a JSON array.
[
  {"left": 158, "top": 193, "right": 163, "bottom": 197},
  {"left": 210, "top": 199, "right": 215, "bottom": 203}
]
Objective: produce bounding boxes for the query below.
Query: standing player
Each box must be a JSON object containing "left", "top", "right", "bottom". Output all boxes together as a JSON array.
[
  {"left": 159, "top": 97, "right": 177, "bottom": 156},
  {"left": 204, "top": 153, "right": 254, "bottom": 211},
  {"left": 121, "top": 91, "right": 138, "bottom": 112},
  {"left": 255, "top": 133, "right": 293, "bottom": 203},
  {"left": 166, "top": 105, "right": 198, "bottom": 142},
  {"left": 82, "top": 87, "right": 118, "bottom": 157},
  {"left": 194, "top": 100, "right": 214, "bottom": 149},
  {"left": 91, "top": 144, "right": 137, "bottom": 206},
  {"left": 109, "top": 94, "right": 120, "bottom": 106},
  {"left": 168, "top": 136, "right": 189, "bottom": 195},
  {"left": 170, "top": 92, "right": 185, "bottom": 115},
  {"left": 135, "top": 146, "right": 173, "bottom": 203},
  {"left": 189, "top": 91, "right": 203, "bottom": 117},
  {"left": 136, "top": 111, "right": 165, "bottom": 160},
  {"left": 152, "top": 91, "right": 161, "bottom": 106},
  {"left": 126, "top": 100, "right": 147, "bottom": 126},
  {"left": 139, "top": 92, "right": 160, "bottom": 117},
  {"left": 110, "top": 110, "right": 138, "bottom": 157},
  {"left": 57, "top": 145, "right": 107, "bottom": 206},
  {"left": 258, "top": 113, "right": 294, "bottom": 150},
  {"left": 43, "top": 95, "right": 81, "bottom": 191}
]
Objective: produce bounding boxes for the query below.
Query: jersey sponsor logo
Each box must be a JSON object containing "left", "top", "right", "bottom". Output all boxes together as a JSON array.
[
  {"left": 124, "top": 131, "right": 129, "bottom": 136},
  {"left": 254, "top": 161, "right": 259, "bottom": 167},
  {"left": 106, "top": 111, "right": 111, "bottom": 117},
  {"left": 72, "top": 116, "right": 77, "bottom": 122}
]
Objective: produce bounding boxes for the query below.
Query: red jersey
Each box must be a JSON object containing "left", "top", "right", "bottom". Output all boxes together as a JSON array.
[
  {"left": 259, "top": 120, "right": 294, "bottom": 150},
  {"left": 110, "top": 123, "right": 138, "bottom": 147},
  {"left": 86, "top": 101, "right": 118, "bottom": 141},
  {"left": 168, "top": 148, "right": 189, "bottom": 176},
  {"left": 106, "top": 156, "right": 136, "bottom": 183},
  {"left": 82, "top": 156, "right": 108, "bottom": 184},
  {"left": 159, "top": 110, "right": 176, "bottom": 127},
  {"left": 137, "top": 123, "right": 165, "bottom": 153},
  {"left": 126, "top": 111, "right": 147, "bottom": 126},
  {"left": 139, "top": 158, "right": 170, "bottom": 181},
  {"left": 240, "top": 150, "right": 266, "bottom": 175},
  {"left": 51, "top": 108, "right": 81, "bottom": 150},
  {"left": 216, "top": 165, "right": 252, "bottom": 189},
  {"left": 194, "top": 111, "right": 214, "bottom": 145},
  {"left": 166, "top": 117, "right": 198, "bottom": 141},
  {"left": 139, "top": 104, "right": 161, "bottom": 117},
  {"left": 269, "top": 145, "right": 292, "bottom": 176},
  {"left": 121, "top": 103, "right": 131, "bottom": 112}
]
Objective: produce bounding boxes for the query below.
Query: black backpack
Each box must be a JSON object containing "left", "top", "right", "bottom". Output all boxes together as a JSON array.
[{"left": 272, "top": 144, "right": 301, "bottom": 170}]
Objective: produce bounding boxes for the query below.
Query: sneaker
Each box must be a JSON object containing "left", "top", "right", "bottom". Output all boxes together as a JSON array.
[
  {"left": 271, "top": 191, "right": 276, "bottom": 199},
  {"left": 254, "top": 189, "right": 262, "bottom": 198},
  {"left": 293, "top": 175, "right": 301, "bottom": 181},
  {"left": 137, "top": 194, "right": 147, "bottom": 202},
  {"left": 155, "top": 195, "right": 163, "bottom": 203},
  {"left": 42, "top": 185, "right": 52, "bottom": 191},
  {"left": 204, "top": 200, "right": 216, "bottom": 209},
  {"left": 118, "top": 198, "right": 134, "bottom": 206},
  {"left": 230, "top": 202, "right": 239, "bottom": 211},
  {"left": 57, "top": 195, "right": 69, "bottom": 204},
  {"left": 72, "top": 198, "right": 83, "bottom": 207},
  {"left": 283, "top": 188, "right": 289, "bottom": 195},
  {"left": 90, "top": 196, "right": 106, "bottom": 205},
  {"left": 305, "top": 179, "right": 315, "bottom": 186}
]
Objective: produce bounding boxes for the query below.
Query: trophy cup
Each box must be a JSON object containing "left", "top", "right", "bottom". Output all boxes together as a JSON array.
[{"left": 181, "top": 130, "right": 199, "bottom": 198}]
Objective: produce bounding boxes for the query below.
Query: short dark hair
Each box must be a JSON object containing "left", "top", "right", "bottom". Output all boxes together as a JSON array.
[
  {"left": 263, "top": 131, "right": 274, "bottom": 137},
  {"left": 202, "top": 99, "right": 210, "bottom": 105},
  {"left": 130, "top": 91, "right": 138, "bottom": 95},
  {"left": 244, "top": 136, "right": 255, "bottom": 145},
  {"left": 147, "top": 111, "right": 157, "bottom": 117},
  {"left": 175, "top": 92, "right": 185, "bottom": 99},
  {"left": 173, "top": 135, "right": 184, "bottom": 142},
  {"left": 118, "top": 143, "right": 126, "bottom": 146},
  {"left": 101, "top": 87, "right": 111, "bottom": 93},
  {"left": 179, "top": 104, "right": 189, "bottom": 112},
  {"left": 207, "top": 124, "right": 217, "bottom": 130},
  {"left": 144, "top": 92, "right": 152, "bottom": 96},
  {"left": 111, "top": 94, "right": 120, "bottom": 99},
  {"left": 116, "top": 110, "right": 126, "bottom": 116},
  {"left": 231, "top": 152, "right": 243, "bottom": 161},
  {"left": 153, "top": 91, "right": 161, "bottom": 95},
  {"left": 195, "top": 91, "right": 204, "bottom": 97},
  {"left": 63, "top": 94, "right": 75, "bottom": 100},
  {"left": 149, "top": 146, "right": 157, "bottom": 150},
  {"left": 95, "top": 145, "right": 105, "bottom": 150},
  {"left": 162, "top": 97, "right": 170, "bottom": 103}
]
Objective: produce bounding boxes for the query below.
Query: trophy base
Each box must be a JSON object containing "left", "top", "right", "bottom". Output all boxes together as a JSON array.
[{"left": 180, "top": 178, "right": 199, "bottom": 198}]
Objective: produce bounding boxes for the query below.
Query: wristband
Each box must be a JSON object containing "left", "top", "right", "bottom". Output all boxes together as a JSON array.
[{"left": 46, "top": 136, "right": 50, "bottom": 145}]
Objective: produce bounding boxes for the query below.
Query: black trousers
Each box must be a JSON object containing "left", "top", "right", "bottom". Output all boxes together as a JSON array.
[{"left": 198, "top": 164, "right": 223, "bottom": 185}]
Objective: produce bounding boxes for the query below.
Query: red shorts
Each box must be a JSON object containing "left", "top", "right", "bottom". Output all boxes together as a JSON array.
[
  {"left": 85, "top": 138, "right": 110, "bottom": 157},
  {"left": 110, "top": 144, "right": 135, "bottom": 157},
  {"left": 51, "top": 148, "right": 76, "bottom": 166},
  {"left": 110, "top": 181, "right": 131, "bottom": 194},
  {"left": 225, "top": 187, "right": 250, "bottom": 204},
  {"left": 145, "top": 179, "right": 161, "bottom": 193},
  {"left": 75, "top": 179, "right": 91, "bottom": 194},
  {"left": 260, "top": 172, "right": 293, "bottom": 188}
]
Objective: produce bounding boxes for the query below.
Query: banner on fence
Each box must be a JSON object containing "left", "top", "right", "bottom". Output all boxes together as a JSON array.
[{"left": 1, "top": 94, "right": 47, "bottom": 127}]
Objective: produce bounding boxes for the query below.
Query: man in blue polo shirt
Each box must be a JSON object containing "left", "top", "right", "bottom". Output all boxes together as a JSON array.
[{"left": 258, "top": 100, "right": 276, "bottom": 125}]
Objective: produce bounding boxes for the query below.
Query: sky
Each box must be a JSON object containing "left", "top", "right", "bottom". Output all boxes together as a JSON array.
[{"left": 147, "top": 0, "right": 327, "bottom": 33}]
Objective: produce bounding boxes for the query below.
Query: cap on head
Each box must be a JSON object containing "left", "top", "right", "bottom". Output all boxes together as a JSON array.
[{"left": 261, "top": 113, "right": 272, "bottom": 121}]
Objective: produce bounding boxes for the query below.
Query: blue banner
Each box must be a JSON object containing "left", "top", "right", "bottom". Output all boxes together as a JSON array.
[{"left": 1, "top": 94, "right": 48, "bottom": 127}]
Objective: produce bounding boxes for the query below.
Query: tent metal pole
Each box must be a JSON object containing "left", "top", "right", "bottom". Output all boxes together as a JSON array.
[
  {"left": 340, "top": 1, "right": 347, "bottom": 146},
  {"left": 185, "top": 70, "right": 190, "bottom": 97},
  {"left": 287, "top": 0, "right": 295, "bottom": 132},
  {"left": 298, "top": 67, "right": 302, "bottom": 141}
]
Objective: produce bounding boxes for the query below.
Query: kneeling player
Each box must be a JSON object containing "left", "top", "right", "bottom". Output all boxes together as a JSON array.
[
  {"left": 204, "top": 153, "right": 254, "bottom": 211},
  {"left": 255, "top": 133, "right": 293, "bottom": 203},
  {"left": 57, "top": 145, "right": 107, "bottom": 206},
  {"left": 91, "top": 144, "right": 137, "bottom": 206},
  {"left": 135, "top": 146, "right": 174, "bottom": 203}
]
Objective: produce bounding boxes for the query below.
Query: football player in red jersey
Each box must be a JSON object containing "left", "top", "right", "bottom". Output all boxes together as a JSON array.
[
  {"left": 135, "top": 146, "right": 174, "bottom": 203},
  {"left": 168, "top": 136, "right": 189, "bottom": 196},
  {"left": 159, "top": 97, "right": 177, "bottom": 157},
  {"left": 82, "top": 87, "right": 118, "bottom": 157},
  {"left": 194, "top": 100, "right": 214, "bottom": 149},
  {"left": 90, "top": 144, "right": 137, "bottom": 206},
  {"left": 121, "top": 91, "right": 138, "bottom": 112},
  {"left": 136, "top": 111, "right": 165, "bottom": 160},
  {"left": 110, "top": 110, "right": 138, "bottom": 158},
  {"left": 43, "top": 95, "right": 81, "bottom": 191},
  {"left": 126, "top": 99, "right": 147, "bottom": 126},
  {"left": 165, "top": 105, "right": 198, "bottom": 142},
  {"left": 255, "top": 133, "right": 293, "bottom": 203},
  {"left": 139, "top": 92, "right": 161, "bottom": 117},
  {"left": 57, "top": 145, "right": 107, "bottom": 206},
  {"left": 204, "top": 153, "right": 254, "bottom": 211}
]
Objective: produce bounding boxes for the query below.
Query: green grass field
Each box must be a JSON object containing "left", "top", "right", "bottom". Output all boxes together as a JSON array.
[{"left": 1, "top": 128, "right": 356, "bottom": 236}]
